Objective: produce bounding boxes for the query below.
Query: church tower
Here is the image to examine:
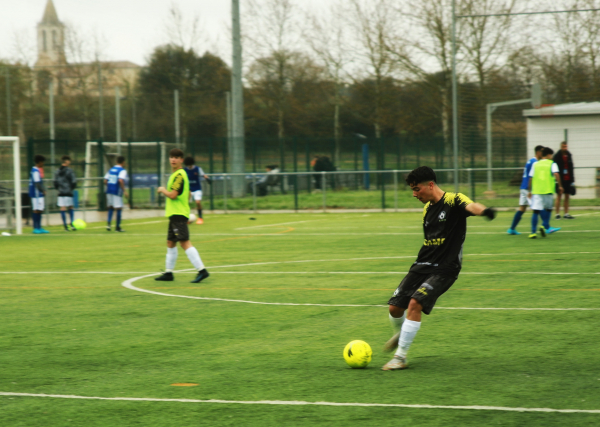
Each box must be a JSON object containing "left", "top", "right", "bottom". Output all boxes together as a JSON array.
[{"left": 35, "top": 0, "right": 66, "bottom": 67}]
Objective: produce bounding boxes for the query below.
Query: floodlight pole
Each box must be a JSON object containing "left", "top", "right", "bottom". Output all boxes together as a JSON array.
[
  {"left": 98, "top": 62, "right": 104, "bottom": 138},
  {"left": 115, "top": 86, "right": 121, "bottom": 154},
  {"left": 485, "top": 98, "right": 534, "bottom": 191},
  {"left": 5, "top": 68, "right": 11, "bottom": 136},
  {"left": 231, "top": 0, "right": 246, "bottom": 197},
  {"left": 226, "top": 91, "right": 233, "bottom": 171},
  {"left": 174, "top": 89, "right": 181, "bottom": 147},
  {"left": 49, "top": 80, "right": 56, "bottom": 167},
  {"left": 451, "top": 0, "right": 459, "bottom": 192}
]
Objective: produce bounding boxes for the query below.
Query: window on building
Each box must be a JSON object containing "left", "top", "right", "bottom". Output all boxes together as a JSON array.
[
  {"left": 52, "top": 30, "right": 57, "bottom": 49},
  {"left": 43, "top": 30, "right": 47, "bottom": 52}
]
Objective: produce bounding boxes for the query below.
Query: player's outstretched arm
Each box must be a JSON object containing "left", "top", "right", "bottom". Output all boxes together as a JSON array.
[{"left": 466, "top": 202, "right": 496, "bottom": 220}]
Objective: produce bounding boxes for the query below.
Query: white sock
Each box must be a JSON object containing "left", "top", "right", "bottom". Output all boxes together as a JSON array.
[
  {"left": 185, "top": 246, "right": 205, "bottom": 271},
  {"left": 395, "top": 319, "right": 421, "bottom": 358},
  {"left": 389, "top": 312, "right": 406, "bottom": 333},
  {"left": 166, "top": 247, "right": 178, "bottom": 272}
]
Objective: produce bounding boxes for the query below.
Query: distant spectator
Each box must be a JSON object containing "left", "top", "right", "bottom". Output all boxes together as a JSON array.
[
  {"left": 553, "top": 141, "right": 575, "bottom": 219},
  {"left": 313, "top": 155, "right": 335, "bottom": 190},
  {"left": 184, "top": 156, "right": 211, "bottom": 225},
  {"left": 249, "top": 165, "right": 280, "bottom": 196},
  {"left": 54, "top": 155, "right": 77, "bottom": 231}
]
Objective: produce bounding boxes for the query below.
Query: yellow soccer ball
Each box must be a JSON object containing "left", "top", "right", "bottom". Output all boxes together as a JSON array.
[
  {"left": 343, "top": 340, "right": 372, "bottom": 369},
  {"left": 72, "top": 219, "right": 87, "bottom": 230}
]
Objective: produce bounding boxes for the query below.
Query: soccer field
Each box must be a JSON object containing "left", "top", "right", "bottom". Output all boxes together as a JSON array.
[{"left": 2, "top": 212, "right": 600, "bottom": 426}]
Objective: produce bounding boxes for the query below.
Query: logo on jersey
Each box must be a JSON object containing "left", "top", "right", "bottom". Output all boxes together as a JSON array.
[{"left": 438, "top": 211, "right": 447, "bottom": 221}]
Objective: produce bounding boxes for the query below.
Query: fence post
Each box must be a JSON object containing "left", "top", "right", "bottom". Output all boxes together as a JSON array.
[
  {"left": 252, "top": 138, "right": 257, "bottom": 172},
  {"left": 322, "top": 171, "right": 326, "bottom": 212},
  {"left": 293, "top": 137, "right": 298, "bottom": 212},
  {"left": 209, "top": 138, "right": 214, "bottom": 210},
  {"left": 306, "top": 141, "right": 311, "bottom": 194},
  {"left": 252, "top": 173, "right": 257, "bottom": 212},
  {"left": 98, "top": 138, "right": 105, "bottom": 211},
  {"left": 362, "top": 143, "right": 370, "bottom": 190},
  {"left": 381, "top": 171, "right": 386, "bottom": 211},
  {"left": 394, "top": 170, "right": 398, "bottom": 212},
  {"left": 128, "top": 140, "right": 133, "bottom": 209},
  {"left": 468, "top": 168, "right": 475, "bottom": 201},
  {"left": 279, "top": 137, "right": 285, "bottom": 193},
  {"left": 223, "top": 173, "right": 227, "bottom": 213},
  {"left": 222, "top": 137, "right": 227, "bottom": 173},
  {"left": 156, "top": 140, "right": 161, "bottom": 208}
]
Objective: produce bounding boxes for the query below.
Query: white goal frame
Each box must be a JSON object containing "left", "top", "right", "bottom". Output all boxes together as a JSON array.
[{"left": 0, "top": 136, "right": 22, "bottom": 235}]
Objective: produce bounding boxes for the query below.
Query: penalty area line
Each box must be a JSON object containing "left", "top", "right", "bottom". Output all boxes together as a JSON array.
[{"left": 0, "top": 392, "right": 598, "bottom": 414}]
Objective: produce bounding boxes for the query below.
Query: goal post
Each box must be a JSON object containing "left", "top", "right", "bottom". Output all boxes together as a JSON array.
[{"left": 0, "top": 136, "right": 22, "bottom": 235}]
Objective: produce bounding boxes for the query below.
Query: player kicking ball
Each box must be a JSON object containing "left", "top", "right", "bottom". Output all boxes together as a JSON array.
[
  {"left": 382, "top": 166, "right": 496, "bottom": 371},
  {"left": 155, "top": 148, "right": 210, "bottom": 284}
]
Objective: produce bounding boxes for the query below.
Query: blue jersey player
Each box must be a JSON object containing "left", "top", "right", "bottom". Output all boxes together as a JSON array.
[
  {"left": 29, "top": 154, "right": 49, "bottom": 234},
  {"left": 103, "top": 156, "right": 128, "bottom": 232},
  {"left": 184, "top": 157, "right": 211, "bottom": 224},
  {"left": 507, "top": 145, "right": 544, "bottom": 235}
]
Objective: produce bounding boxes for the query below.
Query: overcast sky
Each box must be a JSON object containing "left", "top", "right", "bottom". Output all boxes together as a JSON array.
[{"left": 0, "top": 0, "right": 329, "bottom": 66}]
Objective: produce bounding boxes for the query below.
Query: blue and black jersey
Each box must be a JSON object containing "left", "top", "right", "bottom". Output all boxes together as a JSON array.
[{"left": 185, "top": 166, "right": 204, "bottom": 192}]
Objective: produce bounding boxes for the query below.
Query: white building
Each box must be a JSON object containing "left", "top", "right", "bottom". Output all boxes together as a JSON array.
[{"left": 523, "top": 102, "right": 600, "bottom": 199}]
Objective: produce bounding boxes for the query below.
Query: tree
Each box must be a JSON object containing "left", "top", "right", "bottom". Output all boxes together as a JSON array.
[
  {"left": 136, "top": 45, "right": 231, "bottom": 142},
  {"left": 346, "top": 0, "right": 405, "bottom": 138},
  {"left": 306, "top": 1, "right": 352, "bottom": 165},
  {"left": 245, "top": 0, "right": 303, "bottom": 139}
]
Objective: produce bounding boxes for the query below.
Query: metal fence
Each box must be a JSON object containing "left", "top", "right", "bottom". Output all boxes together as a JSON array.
[{"left": 2, "top": 165, "right": 598, "bottom": 232}]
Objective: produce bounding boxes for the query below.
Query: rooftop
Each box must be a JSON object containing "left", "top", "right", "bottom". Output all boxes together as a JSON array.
[{"left": 523, "top": 102, "right": 600, "bottom": 117}]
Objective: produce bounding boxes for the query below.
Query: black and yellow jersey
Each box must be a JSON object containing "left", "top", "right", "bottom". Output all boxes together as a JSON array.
[{"left": 409, "top": 192, "right": 474, "bottom": 275}]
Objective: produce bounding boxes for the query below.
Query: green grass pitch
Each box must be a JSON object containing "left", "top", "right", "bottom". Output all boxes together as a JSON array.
[{"left": 1, "top": 211, "right": 600, "bottom": 426}]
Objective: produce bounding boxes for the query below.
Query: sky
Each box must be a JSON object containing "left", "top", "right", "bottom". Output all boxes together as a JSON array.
[{"left": 0, "top": 0, "right": 329, "bottom": 67}]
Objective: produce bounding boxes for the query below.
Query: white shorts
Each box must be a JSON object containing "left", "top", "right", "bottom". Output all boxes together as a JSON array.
[
  {"left": 518, "top": 189, "right": 531, "bottom": 207},
  {"left": 531, "top": 194, "right": 554, "bottom": 211},
  {"left": 106, "top": 194, "right": 124, "bottom": 208},
  {"left": 31, "top": 197, "right": 45, "bottom": 211},
  {"left": 191, "top": 190, "right": 203, "bottom": 201},
  {"left": 57, "top": 196, "right": 74, "bottom": 208}
]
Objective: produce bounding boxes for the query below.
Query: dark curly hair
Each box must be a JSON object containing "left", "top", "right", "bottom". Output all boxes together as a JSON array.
[{"left": 405, "top": 166, "right": 437, "bottom": 186}]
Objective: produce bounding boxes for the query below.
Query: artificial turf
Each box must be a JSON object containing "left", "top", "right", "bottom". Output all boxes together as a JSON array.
[{"left": 1, "top": 211, "right": 600, "bottom": 426}]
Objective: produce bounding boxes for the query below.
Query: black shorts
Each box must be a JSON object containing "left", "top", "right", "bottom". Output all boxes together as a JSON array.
[
  {"left": 558, "top": 181, "right": 574, "bottom": 195},
  {"left": 387, "top": 272, "right": 458, "bottom": 315},
  {"left": 167, "top": 215, "right": 190, "bottom": 242}
]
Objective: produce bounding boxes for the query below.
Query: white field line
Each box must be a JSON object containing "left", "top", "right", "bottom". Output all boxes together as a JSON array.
[
  {"left": 88, "top": 220, "right": 164, "bottom": 229},
  {"left": 0, "top": 392, "right": 598, "bottom": 414},
  {"left": 235, "top": 220, "right": 321, "bottom": 230},
  {"left": 5, "top": 271, "right": 600, "bottom": 276},
  {"left": 0, "top": 271, "right": 155, "bottom": 274},
  {"left": 14, "top": 230, "right": 600, "bottom": 237},
  {"left": 6, "top": 251, "right": 600, "bottom": 275},
  {"left": 120, "top": 258, "right": 600, "bottom": 310}
]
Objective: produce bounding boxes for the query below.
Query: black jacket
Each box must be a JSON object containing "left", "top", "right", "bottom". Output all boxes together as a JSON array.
[
  {"left": 552, "top": 150, "right": 574, "bottom": 182},
  {"left": 54, "top": 166, "right": 77, "bottom": 197}
]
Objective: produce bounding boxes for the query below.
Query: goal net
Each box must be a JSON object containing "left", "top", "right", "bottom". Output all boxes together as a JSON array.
[{"left": 0, "top": 137, "right": 23, "bottom": 235}]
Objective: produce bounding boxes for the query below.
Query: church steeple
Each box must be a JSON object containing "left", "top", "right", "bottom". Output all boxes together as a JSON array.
[
  {"left": 36, "top": 0, "right": 66, "bottom": 67},
  {"left": 41, "top": 0, "right": 61, "bottom": 25}
]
